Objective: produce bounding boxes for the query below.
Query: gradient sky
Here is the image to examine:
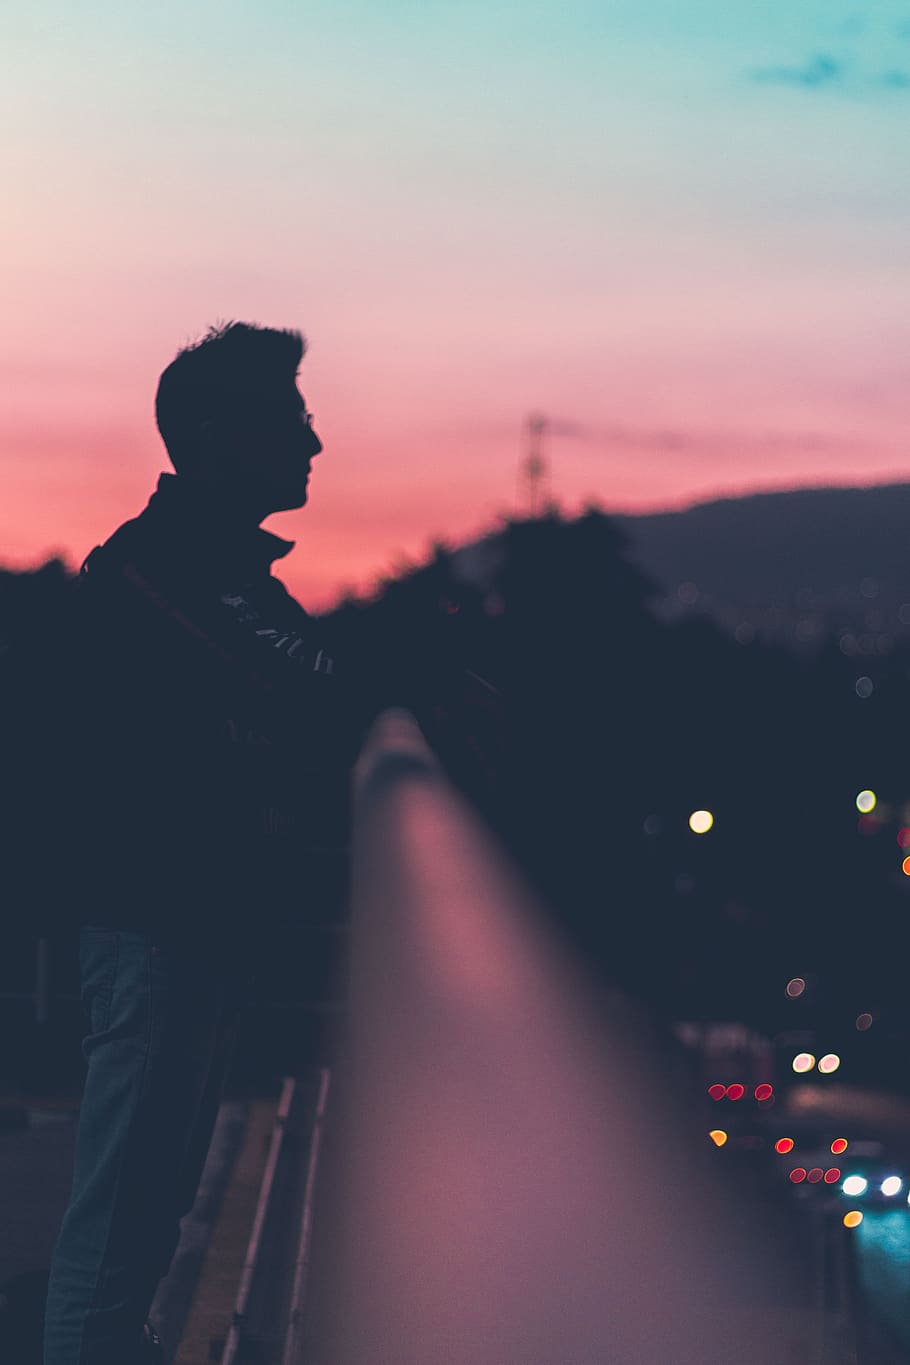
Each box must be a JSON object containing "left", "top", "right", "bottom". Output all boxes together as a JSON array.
[{"left": 2, "top": 0, "right": 908, "bottom": 609}]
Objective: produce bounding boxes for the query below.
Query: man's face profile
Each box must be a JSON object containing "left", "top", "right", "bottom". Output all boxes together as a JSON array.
[{"left": 200, "top": 382, "right": 324, "bottom": 518}]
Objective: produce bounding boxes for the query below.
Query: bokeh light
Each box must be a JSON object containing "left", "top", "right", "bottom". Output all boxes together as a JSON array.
[
  {"left": 856, "top": 1014, "right": 873, "bottom": 1032},
  {"left": 789, "top": 1168, "right": 807, "bottom": 1184},
  {"left": 902, "top": 856, "right": 910, "bottom": 876},
  {"left": 881, "top": 1176, "right": 903, "bottom": 1197},
  {"left": 725, "top": 1083, "right": 745, "bottom": 1101},
  {"left": 818, "top": 1054, "right": 841, "bottom": 1075},
  {"left": 754, "top": 1084, "right": 774, "bottom": 1101},
  {"left": 831, "top": 1139, "right": 849, "bottom": 1155},
  {"left": 843, "top": 1175, "right": 868, "bottom": 1196},
  {"left": 855, "top": 677, "right": 873, "bottom": 699},
  {"left": 775, "top": 1138, "right": 795, "bottom": 1155},
  {"left": 824, "top": 1168, "right": 841, "bottom": 1184},
  {"left": 898, "top": 829, "right": 910, "bottom": 848},
  {"left": 792, "top": 1053, "right": 816, "bottom": 1074},
  {"left": 708, "top": 1084, "right": 726, "bottom": 1101},
  {"left": 843, "top": 1211, "right": 864, "bottom": 1229},
  {"left": 786, "top": 977, "right": 806, "bottom": 999},
  {"left": 709, "top": 1129, "right": 728, "bottom": 1147},
  {"left": 807, "top": 1168, "right": 824, "bottom": 1184},
  {"left": 689, "top": 809, "right": 714, "bottom": 834},
  {"left": 856, "top": 790, "right": 877, "bottom": 813}
]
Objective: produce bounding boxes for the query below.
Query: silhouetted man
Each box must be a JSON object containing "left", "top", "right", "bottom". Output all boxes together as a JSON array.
[{"left": 43, "top": 322, "right": 365, "bottom": 1365}]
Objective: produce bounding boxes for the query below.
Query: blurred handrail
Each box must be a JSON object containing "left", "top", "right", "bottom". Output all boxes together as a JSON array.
[{"left": 313, "top": 708, "right": 798, "bottom": 1365}]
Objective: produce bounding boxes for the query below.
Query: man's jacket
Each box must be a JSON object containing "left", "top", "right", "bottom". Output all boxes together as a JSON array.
[{"left": 45, "top": 472, "right": 372, "bottom": 948}]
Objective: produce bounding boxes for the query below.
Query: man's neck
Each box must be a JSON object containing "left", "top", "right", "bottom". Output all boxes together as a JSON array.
[{"left": 171, "top": 471, "right": 268, "bottom": 532}]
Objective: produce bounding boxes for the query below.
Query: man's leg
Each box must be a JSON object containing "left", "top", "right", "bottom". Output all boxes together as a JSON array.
[
  {"left": 43, "top": 929, "right": 251, "bottom": 1365},
  {"left": 143, "top": 955, "right": 252, "bottom": 1296}
]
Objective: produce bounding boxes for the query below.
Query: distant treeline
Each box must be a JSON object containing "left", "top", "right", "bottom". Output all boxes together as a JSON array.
[{"left": 2, "top": 507, "right": 910, "bottom": 1090}]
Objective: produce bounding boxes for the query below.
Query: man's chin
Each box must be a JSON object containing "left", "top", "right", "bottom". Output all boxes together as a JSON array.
[{"left": 271, "top": 487, "right": 308, "bottom": 513}]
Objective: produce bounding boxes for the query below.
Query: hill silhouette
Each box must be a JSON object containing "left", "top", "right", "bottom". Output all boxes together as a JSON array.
[{"left": 612, "top": 481, "right": 910, "bottom": 608}]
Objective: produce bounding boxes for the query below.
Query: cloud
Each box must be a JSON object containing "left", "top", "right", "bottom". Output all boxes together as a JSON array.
[
  {"left": 747, "top": 52, "right": 910, "bottom": 95},
  {"left": 748, "top": 54, "right": 845, "bottom": 89}
]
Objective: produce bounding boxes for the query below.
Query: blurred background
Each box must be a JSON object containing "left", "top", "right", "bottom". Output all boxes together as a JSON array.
[{"left": 2, "top": 1, "right": 909, "bottom": 1359}]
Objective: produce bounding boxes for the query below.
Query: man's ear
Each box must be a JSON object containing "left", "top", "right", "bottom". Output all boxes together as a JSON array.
[{"left": 195, "top": 418, "right": 221, "bottom": 478}]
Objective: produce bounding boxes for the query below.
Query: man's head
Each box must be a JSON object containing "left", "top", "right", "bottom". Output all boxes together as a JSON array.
[{"left": 155, "top": 321, "right": 323, "bottom": 522}]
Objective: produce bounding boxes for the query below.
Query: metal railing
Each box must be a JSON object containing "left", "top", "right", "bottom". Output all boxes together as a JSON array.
[{"left": 308, "top": 708, "right": 801, "bottom": 1365}]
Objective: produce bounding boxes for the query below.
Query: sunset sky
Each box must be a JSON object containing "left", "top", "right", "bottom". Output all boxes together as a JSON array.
[{"left": 3, "top": 0, "right": 908, "bottom": 610}]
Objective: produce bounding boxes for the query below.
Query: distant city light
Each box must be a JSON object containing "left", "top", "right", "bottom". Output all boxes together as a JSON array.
[
  {"left": 792, "top": 1053, "right": 816, "bottom": 1074},
  {"left": 831, "top": 1139, "right": 849, "bottom": 1155},
  {"left": 824, "top": 1169, "right": 841, "bottom": 1184},
  {"left": 856, "top": 1014, "right": 873, "bottom": 1032},
  {"left": 789, "top": 1168, "right": 807, "bottom": 1184},
  {"left": 844, "top": 1211, "right": 864, "bottom": 1229},
  {"left": 708, "top": 1084, "right": 726, "bottom": 1101},
  {"left": 856, "top": 790, "right": 877, "bottom": 813},
  {"left": 709, "top": 1130, "right": 728, "bottom": 1147},
  {"left": 725, "top": 1084, "right": 746, "bottom": 1101},
  {"left": 689, "top": 810, "right": 714, "bottom": 834},
  {"left": 775, "top": 1138, "right": 795, "bottom": 1155},
  {"left": 786, "top": 977, "right": 806, "bottom": 999},
  {"left": 818, "top": 1054, "right": 841, "bottom": 1075},
  {"left": 856, "top": 677, "right": 874, "bottom": 699},
  {"left": 843, "top": 1176, "right": 868, "bottom": 1196},
  {"left": 754, "top": 1084, "right": 774, "bottom": 1101},
  {"left": 881, "top": 1176, "right": 903, "bottom": 1197}
]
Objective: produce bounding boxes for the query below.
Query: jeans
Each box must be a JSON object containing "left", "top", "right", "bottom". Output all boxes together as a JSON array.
[{"left": 43, "top": 927, "right": 253, "bottom": 1365}]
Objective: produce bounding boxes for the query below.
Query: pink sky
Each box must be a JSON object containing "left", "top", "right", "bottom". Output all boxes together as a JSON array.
[{"left": 3, "top": 1, "right": 907, "bottom": 611}]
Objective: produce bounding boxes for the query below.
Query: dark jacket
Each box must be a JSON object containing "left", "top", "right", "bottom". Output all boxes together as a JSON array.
[{"left": 48, "top": 472, "right": 371, "bottom": 950}]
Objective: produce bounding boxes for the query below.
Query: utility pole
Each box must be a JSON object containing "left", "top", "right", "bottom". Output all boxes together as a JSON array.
[{"left": 521, "top": 412, "right": 549, "bottom": 516}]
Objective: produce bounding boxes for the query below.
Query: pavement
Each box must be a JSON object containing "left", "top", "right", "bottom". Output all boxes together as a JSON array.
[{"left": 0, "top": 1087, "right": 277, "bottom": 1365}]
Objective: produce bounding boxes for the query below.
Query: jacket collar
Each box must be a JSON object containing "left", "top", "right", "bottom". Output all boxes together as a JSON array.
[{"left": 141, "top": 472, "right": 296, "bottom": 574}]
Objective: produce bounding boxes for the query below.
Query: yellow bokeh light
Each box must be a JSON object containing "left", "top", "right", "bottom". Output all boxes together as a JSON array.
[
  {"left": 843, "top": 1211, "right": 864, "bottom": 1229},
  {"left": 689, "top": 810, "right": 714, "bottom": 834},
  {"left": 856, "top": 790, "right": 877, "bottom": 813},
  {"left": 792, "top": 1052, "right": 816, "bottom": 1074},
  {"left": 818, "top": 1053, "right": 841, "bottom": 1074},
  {"left": 709, "top": 1129, "right": 728, "bottom": 1147}
]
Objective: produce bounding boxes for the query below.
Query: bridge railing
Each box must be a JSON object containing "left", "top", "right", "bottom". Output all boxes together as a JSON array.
[{"left": 311, "top": 708, "right": 799, "bottom": 1365}]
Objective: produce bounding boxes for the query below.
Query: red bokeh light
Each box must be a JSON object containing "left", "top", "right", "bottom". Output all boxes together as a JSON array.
[
  {"left": 789, "top": 1168, "right": 807, "bottom": 1183},
  {"left": 831, "top": 1139, "right": 848, "bottom": 1155},
  {"left": 775, "top": 1138, "right": 795, "bottom": 1154},
  {"left": 824, "top": 1168, "right": 841, "bottom": 1183},
  {"left": 725, "top": 1083, "right": 745, "bottom": 1101},
  {"left": 899, "top": 828, "right": 910, "bottom": 848},
  {"left": 754, "top": 1084, "right": 774, "bottom": 1101},
  {"left": 807, "top": 1168, "right": 824, "bottom": 1183},
  {"left": 708, "top": 1084, "right": 726, "bottom": 1101}
]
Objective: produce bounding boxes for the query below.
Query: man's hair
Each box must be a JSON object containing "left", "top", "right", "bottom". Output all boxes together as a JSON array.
[{"left": 155, "top": 320, "right": 307, "bottom": 471}]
